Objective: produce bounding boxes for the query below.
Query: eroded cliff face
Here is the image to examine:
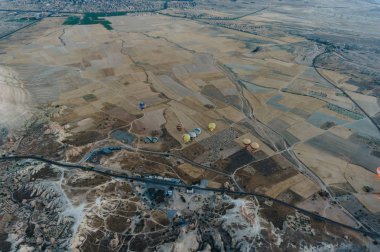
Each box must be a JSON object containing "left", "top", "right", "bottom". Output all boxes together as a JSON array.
[
  {"left": 0, "top": 162, "right": 77, "bottom": 251},
  {"left": 0, "top": 159, "right": 370, "bottom": 252}
]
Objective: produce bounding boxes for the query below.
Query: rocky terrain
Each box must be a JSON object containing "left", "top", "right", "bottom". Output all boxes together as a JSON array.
[{"left": 1, "top": 0, "right": 380, "bottom": 251}]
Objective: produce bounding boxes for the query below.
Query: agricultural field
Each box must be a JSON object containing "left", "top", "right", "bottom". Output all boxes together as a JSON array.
[{"left": 0, "top": 0, "right": 380, "bottom": 251}]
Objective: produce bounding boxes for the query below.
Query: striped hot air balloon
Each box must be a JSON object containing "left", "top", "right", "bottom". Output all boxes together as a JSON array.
[{"left": 176, "top": 123, "right": 183, "bottom": 131}]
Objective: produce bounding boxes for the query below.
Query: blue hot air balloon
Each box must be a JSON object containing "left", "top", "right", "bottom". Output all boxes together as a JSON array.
[
  {"left": 152, "top": 137, "right": 159, "bottom": 143},
  {"left": 139, "top": 101, "right": 145, "bottom": 110},
  {"left": 144, "top": 136, "right": 159, "bottom": 144},
  {"left": 194, "top": 128, "right": 202, "bottom": 136}
]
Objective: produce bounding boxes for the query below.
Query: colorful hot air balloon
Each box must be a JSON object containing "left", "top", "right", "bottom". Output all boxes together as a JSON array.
[
  {"left": 208, "top": 123, "right": 216, "bottom": 132},
  {"left": 176, "top": 123, "right": 183, "bottom": 131},
  {"left": 139, "top": 101, "right": 145, "bottom": 110},
  {"left": 194, "top": 128, "right": 202, "bottom": 136},
  {"left": 183, "top": 133, "right": 191, "bottom": 143}
]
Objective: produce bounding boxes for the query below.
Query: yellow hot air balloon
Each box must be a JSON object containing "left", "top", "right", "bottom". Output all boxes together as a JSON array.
[
  {"left": 250, "top": 142, "right": 260, "bottom": 150},
  {"left": 183, "top": 133, "right": 191, "bottom": 143},
  {"left": 242, "top": 138, "right": 252, "bottom": 145},
  {"left": 208, "top": 123, "right": 216, "bottom": 132}
]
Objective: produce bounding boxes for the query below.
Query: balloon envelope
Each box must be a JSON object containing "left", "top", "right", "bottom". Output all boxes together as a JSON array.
[
  {"left": 194, "top": 128, "right": 202, "bottom": 135},
  {"left": 189, "top": 132, "right": 197, "bottom": 138},
  {"left": 152, "top": 137, "right": 159, "bottom": 143},
  {"left": 208, "top": 123, "right": 216, "bottom": 131},
  {"left": 183, "top": 134, "right": 191, "bottom": 143},
  {"left": 176, "top": 123, "right": 183, "bottom": 131},
  {"left": 250, "top": 142, "right": 259, "bottom": 149},
  {"left": 243, "top": 138, "right": 252, "bottom": 145}
]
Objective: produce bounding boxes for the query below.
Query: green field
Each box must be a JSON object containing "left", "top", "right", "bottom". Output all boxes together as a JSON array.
[{"left": 63, "top": 13, "right": 118, "bottom": 30}]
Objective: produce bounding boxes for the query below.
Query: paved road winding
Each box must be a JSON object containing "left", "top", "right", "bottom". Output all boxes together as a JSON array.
[{"left": 312, "top": 50, "right": 380, "bottom": 133}]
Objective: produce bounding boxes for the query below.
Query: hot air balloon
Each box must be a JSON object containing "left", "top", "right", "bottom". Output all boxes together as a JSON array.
[
  {"left": 377, "top": 167, "right": 380, "bottom": 177},
  {"left": 176, "top": 123, "right": 183, "bottom": 131},
  {"left": 208, "top": 123, "right": 216, "bottom": 132},
  {"left": 243, "top": 138, "right": 251, "bottom": 145},
  {"left": 250, "top": 142, "right": 260, "bottom": 150},
  {"left": 189, "top": 131, "right": 197, "bottom": 139},
  {"left": 152, "top": 137, "right": 159, "bottom": 143},
  {"left": 144, "top": 136, "right": 159, "bottom": 143},
  {"left": 194, "top": 128, "right": 202, "bottom": 136},
  {"left": 139, "top": 101, "right": 145, "bottom": 110},
  {"left": 183, "top": 133, "right": 191, "bottom": 143}
]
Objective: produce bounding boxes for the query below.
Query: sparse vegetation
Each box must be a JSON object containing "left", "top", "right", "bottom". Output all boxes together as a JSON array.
[{"left": 1, "top": 0, "right": 379, "bottom": 250}]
